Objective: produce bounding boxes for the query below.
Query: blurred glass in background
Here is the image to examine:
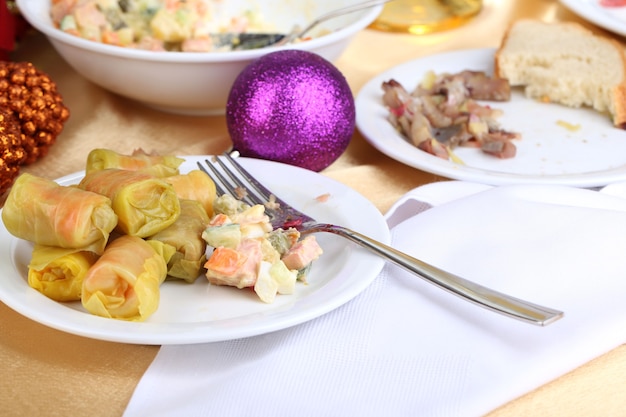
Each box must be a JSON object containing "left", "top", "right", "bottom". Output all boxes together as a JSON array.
[{"left": 370, "top": 0, "right": 483, "bottom": 34}]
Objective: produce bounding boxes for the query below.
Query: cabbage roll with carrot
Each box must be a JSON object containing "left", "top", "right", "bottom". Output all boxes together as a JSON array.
[
  {"left": 2, "top": 173, "right": 118, "bottom": 254},
  {"left": 86, "top": 148, "right": 184, "bottom": 177},
  {"left": 28, "top": 245, "right": 98, "bottom": 301},
  {"left": 78, "top": 169, "right": 181, "bottom": 238},
  {"left": 148, "top": 199, "right": 209, "bottom": 282},
  {"left": 164, "top": 169, "right": 217, "bottom": 217},
  {"left": 81, "top": 236, "right": 174, "bottom": 321}
]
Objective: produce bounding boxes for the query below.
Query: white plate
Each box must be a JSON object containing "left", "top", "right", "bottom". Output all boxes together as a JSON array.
[
  {"left": 356, "top": 48, "right": 626, "bottom": 187},
  {"left": 0, "top": 156, "right": 389, "bottom": 345},
  {"left": 560, "top": 0, "right": 626, "bottom": 37}
]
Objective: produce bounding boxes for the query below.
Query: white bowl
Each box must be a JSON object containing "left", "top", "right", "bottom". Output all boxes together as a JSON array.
[{"left": 17, "top": 0, "right": 382, "bottom": 115}]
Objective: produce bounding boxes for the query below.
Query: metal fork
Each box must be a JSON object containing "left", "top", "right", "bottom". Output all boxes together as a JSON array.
[{"left": 198, "top": 153, "right": 564, "bottom": 326}]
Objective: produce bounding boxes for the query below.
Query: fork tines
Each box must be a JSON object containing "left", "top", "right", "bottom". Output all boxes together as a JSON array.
[{"left": 197, "top": 153, "right": 275, "bottom": 208}]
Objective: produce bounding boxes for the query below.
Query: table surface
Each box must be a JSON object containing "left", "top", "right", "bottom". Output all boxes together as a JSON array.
[{"left": 4, "top": 0, "right": 626, "bottom": 416}]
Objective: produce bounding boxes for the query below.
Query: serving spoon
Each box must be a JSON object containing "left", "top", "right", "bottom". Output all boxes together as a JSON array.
[{"left": 212, "top": 0, "right": 397, "bottom": 50}]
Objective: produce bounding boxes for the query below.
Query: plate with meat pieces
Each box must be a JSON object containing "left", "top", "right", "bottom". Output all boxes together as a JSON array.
[{"left": 356, "top": 47, "right": 626, "bottom": 187}]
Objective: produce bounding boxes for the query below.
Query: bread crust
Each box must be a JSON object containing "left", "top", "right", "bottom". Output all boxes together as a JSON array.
[{"left": 611, "top": 44, "right": 626, "bottom": 128}]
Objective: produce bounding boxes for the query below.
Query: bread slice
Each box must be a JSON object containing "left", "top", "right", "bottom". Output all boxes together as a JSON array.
[{"left": 494, "top": 19, "right": 626, "bottom": 128}]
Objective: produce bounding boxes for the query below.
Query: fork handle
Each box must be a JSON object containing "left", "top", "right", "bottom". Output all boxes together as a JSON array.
[{"left": 305, "top": 224, "right": 563, "bottom": 326}]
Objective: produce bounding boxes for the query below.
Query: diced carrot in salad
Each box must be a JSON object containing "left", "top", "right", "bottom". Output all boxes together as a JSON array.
[{"left": 205, "top": 239, "right": 261, "bottom": 289}]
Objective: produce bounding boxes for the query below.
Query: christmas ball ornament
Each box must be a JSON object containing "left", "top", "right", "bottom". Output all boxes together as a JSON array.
[{"left": 226, "top": 50, "right": 355, "bottom": 171}]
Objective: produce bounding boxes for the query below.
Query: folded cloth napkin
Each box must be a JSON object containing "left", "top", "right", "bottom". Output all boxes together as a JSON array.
[{"left": 124, "top": 181, "right": 626, "bottom": 417}]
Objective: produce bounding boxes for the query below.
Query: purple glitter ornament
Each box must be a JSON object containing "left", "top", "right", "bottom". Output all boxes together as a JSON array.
[{"left": 226, "top": 50, "right": 355, "bottom": 171}]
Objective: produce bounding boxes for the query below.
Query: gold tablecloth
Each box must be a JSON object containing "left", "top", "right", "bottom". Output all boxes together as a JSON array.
[{"left": 3, "top": 1, "right": 626, "bottom": 415}]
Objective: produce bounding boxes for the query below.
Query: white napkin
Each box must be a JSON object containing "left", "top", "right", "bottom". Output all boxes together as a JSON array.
[{"left": 124, "top": 181, "right": 626, "bottom": 417}]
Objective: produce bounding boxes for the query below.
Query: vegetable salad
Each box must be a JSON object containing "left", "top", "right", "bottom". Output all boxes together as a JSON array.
[
  {"left": 50, "top": 0, "right": 271, "bottom": 51},
  {"left": 203, "top": 194, "right": 323, "bottom": 304}
]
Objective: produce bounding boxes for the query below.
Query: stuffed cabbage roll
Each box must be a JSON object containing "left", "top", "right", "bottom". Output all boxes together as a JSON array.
[
  {"left": 164, "top": 169, "right": 217, "bottom": 217},
  {"left": 81, "top": 235, "right": 174, "bottom": 321},
  {"left": 86, "top": 148, "right": 184, "bottom": 177},
  {"left": 78, "top": 169, "right": 181, "bottom": 238},
  {"left": 28, "top": 245, "right": 98, "bottom": 301},
  {"left": 2, "top": 173, "right": 118, "bottom": 254},
  {"left": 148, "top": 199, "right": 209, "bottom": 282}
]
